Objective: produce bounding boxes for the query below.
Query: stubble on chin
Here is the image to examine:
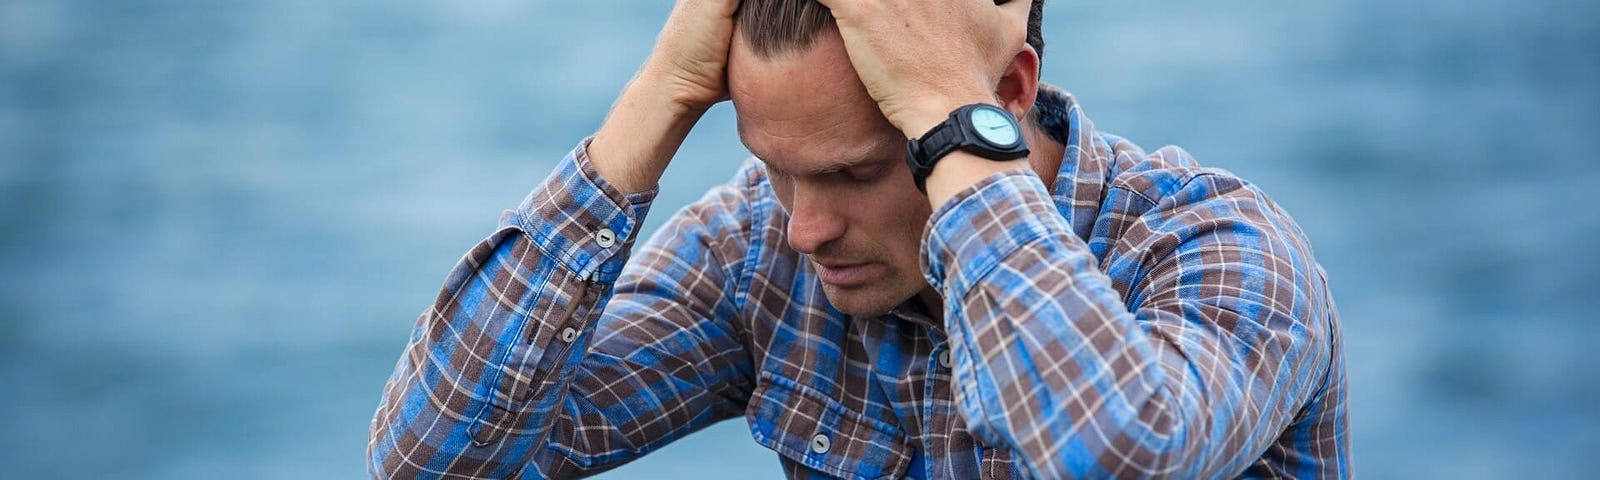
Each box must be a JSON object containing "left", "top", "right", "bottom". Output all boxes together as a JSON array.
[{"left": 820, "top": 278, "right": 915, "bottom": 318}]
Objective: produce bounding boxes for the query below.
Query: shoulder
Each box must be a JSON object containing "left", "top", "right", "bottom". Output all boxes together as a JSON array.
[
  {"left": 1092, "top": 132, "right": 1329, "bottom": 317},
  {"left": 1098, "top": 135, "right": 1312, "bottom": 245},
  {"left": 1101, "top": 135, "right": 1236, "bottom": 208}
]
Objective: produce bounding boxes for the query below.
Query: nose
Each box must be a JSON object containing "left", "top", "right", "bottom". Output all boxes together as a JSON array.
[{"left": 785, "top": 186, "right": 846, "bottom": 255}]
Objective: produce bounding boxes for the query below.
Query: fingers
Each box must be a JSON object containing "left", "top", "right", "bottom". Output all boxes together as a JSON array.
[
  {"left": 995, "top": 0, "right": 1031, "bottom": 15},
  {"left": 815, "top": 0, "right": 1028, "bottom": 55},
  {"left": 1002, "top": 0, "right": 1031, "bottom": 26},
  {"left": 677, "top": 0, "right": 741, "bottom": 20},
  {"left": 812, "top": 0, "right": 847, "bottom": 14},
  {"left": 976, "top": 0, "right": 1031, "bottom": 49},
  {"left": 994, "top": 0, "right": 1031, "bottom": 51},
  {"left": 715, "top": 0, "right": 742, "bottom": 18}
]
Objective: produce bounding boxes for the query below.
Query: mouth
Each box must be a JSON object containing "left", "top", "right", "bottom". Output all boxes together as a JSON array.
[{"left": 813, "top": 260, "right": 874, "bottom": 287}]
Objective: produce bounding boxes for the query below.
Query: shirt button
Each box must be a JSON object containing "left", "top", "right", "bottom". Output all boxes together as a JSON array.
[
  {"left": 938, "top": 349, "right": 952, "bottom": 369},
  {"left": 594, "top": 228, "right": 617, "bottom": 248},
  {"left": 809, "top": 433, "right": 831, "bottom": 454},
  {"left": 559, "top": 326, "right": 578, "bottom": 343}
]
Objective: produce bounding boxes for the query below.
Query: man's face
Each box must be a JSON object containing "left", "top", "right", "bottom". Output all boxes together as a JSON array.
[{"left": 728, "top": 27, "right": 933, "bottom": 317}]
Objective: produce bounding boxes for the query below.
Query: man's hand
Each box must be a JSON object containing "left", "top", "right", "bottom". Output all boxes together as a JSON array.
[
  {"left": 643, "top": 0, "right": 742, "bottom": 112},
  {"left": 816, "top": 0, "right": 1036, "bottom": 207},
  {"left": 591, "top": 0, "right": 740, "bottom": 194},
  {"left": 814, "top": 0, "right": 1032, "bottom": 137}
]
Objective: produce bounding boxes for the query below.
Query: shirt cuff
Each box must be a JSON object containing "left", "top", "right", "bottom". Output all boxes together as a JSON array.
[
  {"left": 920, "top": 170, "right": 1071, "bottom": 297},
  {"left": 511, "top": 136, "right": 659, "bottom": 283}
]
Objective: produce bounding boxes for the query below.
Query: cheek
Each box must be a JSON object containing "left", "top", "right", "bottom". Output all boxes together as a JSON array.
[
  {"left": 861, "top": 180, "right": 934, "bottom": 246},
  {"left": 768, "top": 170, "right": 795, "bottom": 215},
  {"left": 877, "top": 166, "right": 933, "bottom": 221}
]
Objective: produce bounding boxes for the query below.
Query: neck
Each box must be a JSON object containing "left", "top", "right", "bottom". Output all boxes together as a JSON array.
[
  {"left": 917, "top": 287, "right": 945, "bottom": 324},
  {"left": 1023, "top": 118, "right": 1067, "bottom": 190}
]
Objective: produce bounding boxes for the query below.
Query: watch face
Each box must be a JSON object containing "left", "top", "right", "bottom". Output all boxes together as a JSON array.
[{"left": 969, "top": 106, "right": 1020, "bottom": 147}]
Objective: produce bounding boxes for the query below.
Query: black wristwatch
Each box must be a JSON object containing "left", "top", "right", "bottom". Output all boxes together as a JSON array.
[{"left": 905, "top": 103, "right": 1030, "bottom": 192}]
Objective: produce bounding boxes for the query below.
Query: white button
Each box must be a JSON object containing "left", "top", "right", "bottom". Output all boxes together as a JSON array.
[
  {"left": 559, "top": 326, "right": 578, "bottom": 343},
  {"left": 938, "top": 349, "right": 952, "bottom": 369},
  {"left": 809, "top": 433, "right": 830, "bottom": 454},
  {"left": 594, "top": 228, "right": 617, "bottom": 248}
]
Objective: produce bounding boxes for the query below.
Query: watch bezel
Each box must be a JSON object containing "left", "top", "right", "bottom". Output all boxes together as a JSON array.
[
  {"left": 963, "top": 104, "right": 1025, "bottom": 150},
  {"left": 904, "top": 103, "right": 1031, "bottom": 192}
]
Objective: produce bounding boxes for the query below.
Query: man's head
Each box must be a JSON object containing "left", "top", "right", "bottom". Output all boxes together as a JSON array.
[{"left": 728, "top": 0, "right": 1045, "bottom": 317}]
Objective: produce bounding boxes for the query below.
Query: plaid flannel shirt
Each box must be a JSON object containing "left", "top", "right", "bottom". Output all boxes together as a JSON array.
[{"left": 368, "top": 85, "right": 1350, "bottom": 479}]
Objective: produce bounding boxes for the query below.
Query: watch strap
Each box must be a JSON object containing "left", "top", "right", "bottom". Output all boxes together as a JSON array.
[
  {"left": 907, "top": 118, "right": 966, "bottom": 192},
  {"left": 905, "top": 104, "right": 1029, "bottom": 193}
]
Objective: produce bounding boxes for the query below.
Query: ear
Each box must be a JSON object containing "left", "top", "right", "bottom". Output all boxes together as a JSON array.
[{"left": 993, "top": 44, "right": 1041, "bottom": 122}]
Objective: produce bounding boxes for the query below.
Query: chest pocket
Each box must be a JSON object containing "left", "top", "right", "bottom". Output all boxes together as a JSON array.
[{"left": 746, "top": 371, "right": 914, "bottom": 480}]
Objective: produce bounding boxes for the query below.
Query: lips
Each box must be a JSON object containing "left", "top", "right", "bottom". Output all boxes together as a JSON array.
[{"left": 814, "top": 260, "right": 873, "bottom": 286}]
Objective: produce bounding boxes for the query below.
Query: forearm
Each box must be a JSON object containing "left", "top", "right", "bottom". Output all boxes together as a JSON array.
[
  {"left": 589, "top": 74, "right": 707, "bottom": 195},
  {"left": 587, "top": 0, "right": 737, "bottom": 195},
  {"left": 368, "top": 0, "right": 745, "bottom": 474},
  {"left": 368, "top": 143, "right": 655, "bottom": 478}
]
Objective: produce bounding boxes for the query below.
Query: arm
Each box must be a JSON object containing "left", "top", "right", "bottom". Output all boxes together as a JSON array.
[
  {"left": 924, "top": 167, "right": 1336, "bottom": 477},
  {"left": 805, "top": 2, "right": 1335, "bottom": 471},
  {"left": 368, "top": 0, "right": 747, "bottom": 475},
  {"left": 530, "top": 162, "right": 758, "bottom": 477},
  {"left": 366, "top": 140, "right": 756, "bottom": 478}
]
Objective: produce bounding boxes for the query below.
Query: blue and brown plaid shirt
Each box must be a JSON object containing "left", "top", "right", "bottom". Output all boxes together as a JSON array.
[{"left": 368, "top": 85, "right": 1350, "bottom": 479}]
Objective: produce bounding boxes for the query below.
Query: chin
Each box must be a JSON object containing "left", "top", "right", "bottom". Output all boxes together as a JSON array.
[{"left": 820, "top": 284, "right": 913, "bottom": 318}]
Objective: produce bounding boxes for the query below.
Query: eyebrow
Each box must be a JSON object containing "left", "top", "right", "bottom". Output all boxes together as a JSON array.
[{"left": 743, "top": 138, "right": 892, "bottom": 177}]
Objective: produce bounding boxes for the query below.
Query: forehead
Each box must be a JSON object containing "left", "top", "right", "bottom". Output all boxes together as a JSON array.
[{"left": 728, "top": 28, "right": 903, "bottom": 175}]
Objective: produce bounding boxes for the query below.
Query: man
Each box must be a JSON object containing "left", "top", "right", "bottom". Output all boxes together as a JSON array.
[{"left": 367, "top": 0, "right": 1349, "bottom": 478}]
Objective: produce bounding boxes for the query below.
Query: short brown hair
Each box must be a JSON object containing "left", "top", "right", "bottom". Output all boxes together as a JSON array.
[{"left": 736, "top": 0, "right": 1046, "bottom": 61}]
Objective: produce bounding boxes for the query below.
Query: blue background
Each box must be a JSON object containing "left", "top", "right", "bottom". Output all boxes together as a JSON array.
[{"left": 2, "top": 0, "right": 1597, "bottom": 477}]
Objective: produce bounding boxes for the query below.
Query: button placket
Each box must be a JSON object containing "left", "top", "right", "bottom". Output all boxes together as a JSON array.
[{"left": 925, "top": 344, "right": 957, "bottom": 479}]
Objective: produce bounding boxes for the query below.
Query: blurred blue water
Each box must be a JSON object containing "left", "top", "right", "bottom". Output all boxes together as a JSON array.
[{"left": 2, "top": 0, "right": 1597, "bottom": 478}]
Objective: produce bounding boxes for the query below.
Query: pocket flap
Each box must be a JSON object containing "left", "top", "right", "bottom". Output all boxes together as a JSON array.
[{"left": 746, "top": 371, "right": 913, "bottom": 480}]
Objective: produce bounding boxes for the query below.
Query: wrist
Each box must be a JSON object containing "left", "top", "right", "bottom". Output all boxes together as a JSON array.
[
  {"left": 895, "top": 91, "right": 998, "bottom": 139},
  {"left": 925, "top": 155, "right": 1028, "bottom": 207},
  {"left": 637, "top": 61, "right": 722, "bottom": 116}
]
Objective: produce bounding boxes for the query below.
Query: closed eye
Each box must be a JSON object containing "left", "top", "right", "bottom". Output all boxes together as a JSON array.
[{"left": 846, "top": 163, "right": 888, "bottom": 183}]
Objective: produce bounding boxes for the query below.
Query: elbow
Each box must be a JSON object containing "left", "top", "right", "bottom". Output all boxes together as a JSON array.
[
  {"left": 367, "top": 415, "right": 413, "bottom": 480},
  {"left": 1091, "top": 386, "right": 1206, "bottom": 477},
  {"left": 368, "top": 446, "right": 419, "bottom": 480},
  {"left": 367, "top": 434, "right": 397, "bottom": 480},
  {"left": 999, "top": 386, "right": 1204, "bottom": 478}
]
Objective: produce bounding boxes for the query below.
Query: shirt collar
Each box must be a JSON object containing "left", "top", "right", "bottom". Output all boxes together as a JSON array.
[{"left": 1032, "top": 83, "right": 1115, "bottom": 242}]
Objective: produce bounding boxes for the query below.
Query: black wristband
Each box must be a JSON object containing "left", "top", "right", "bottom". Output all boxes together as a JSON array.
[{"left": 904, "top": 104, "right": 1030, "bottom": 192}]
